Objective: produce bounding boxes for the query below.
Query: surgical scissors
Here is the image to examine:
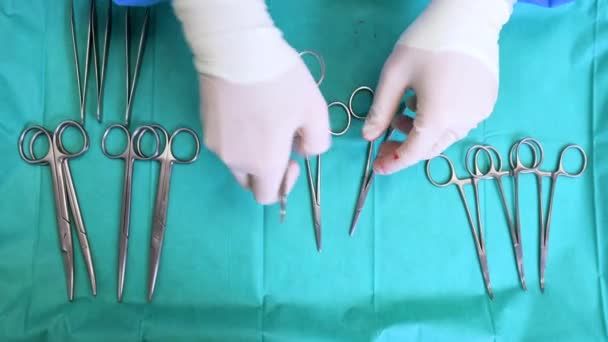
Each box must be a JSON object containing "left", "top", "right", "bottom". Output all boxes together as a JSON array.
[
  {"left": 426, "top": 149, "right": 493, "bottom": 299},
  {"left": 124, "top": 7, "right": 151, "bottom": 127},
  {"left": 305, "top": 102, "right": 351, "bottom": 252},
  {"left": 465, "top": 145, "right": 526, "bottom": 290},
  {"left": 18, "top": 120, "right": 96, "bottom": 301},
  {"left": 348, "top": 86, "right": 403, "bottom": 236},
  {"left": 509, "top": 138, "right": 587, "bottom": 291},
  {"left": 102, "top": 124, "right": 159, "bottom": 301},
  {"left": 139, "top": 124, "right": 200, "bottom": 301}
]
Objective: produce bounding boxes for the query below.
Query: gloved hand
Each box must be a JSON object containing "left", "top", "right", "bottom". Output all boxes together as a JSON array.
[
  {"left": 173, "top": 0, "right": 330, "bottom": 204},
  {"left": 363, "top": 0, "right": 516, "bottom": 174}
]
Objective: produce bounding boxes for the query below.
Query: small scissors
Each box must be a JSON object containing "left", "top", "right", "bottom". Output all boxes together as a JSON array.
[
  {"left": 465, "top": 144, "right": 526, "bottom": 290},
  {"left": 426, "top": 149, "right": 493, "bottom": 299},
  {"left": 102, "top": 124, "right": 159, "bottom": 301},
  {"left": 18, "top": 120, "right": 96, "bottom": 301},
  {"left": 140, "top": 124, "right": 200, "bottom": 301},
  {"left": 509, "top": 138, "right": 587, "bottom": 291},
  {"left": 305, "top": 102, "right": 351, "bottom": 252}
]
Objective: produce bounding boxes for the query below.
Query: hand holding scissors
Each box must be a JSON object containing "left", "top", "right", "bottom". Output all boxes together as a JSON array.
[
  {"left": 18, "top": 120, "right": 96, "bottom": 301},
  {"left": 102, "top": 124, "right": 160, "bottom": 301},
  {"left": 139, "top": 124, "right": 200, "bottom": 301}
]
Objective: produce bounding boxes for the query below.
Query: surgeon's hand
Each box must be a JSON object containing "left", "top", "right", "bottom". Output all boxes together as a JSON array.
[
  {"left": 173, "top": 0, "right": 330, "bottom": 204},
  {"left": 363, "top": 0, "right": 515, "bottom": 174}
]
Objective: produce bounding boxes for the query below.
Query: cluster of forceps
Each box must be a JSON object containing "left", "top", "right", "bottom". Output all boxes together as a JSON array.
[
  {"left": 18, "top": 1, "right": 201, "bottom": 302},
  {"left": 283, "top": 51, "right": 408, "bottom": 252},
  {"left": 426, "top": 138, "right": 587, "bottom": 298}
]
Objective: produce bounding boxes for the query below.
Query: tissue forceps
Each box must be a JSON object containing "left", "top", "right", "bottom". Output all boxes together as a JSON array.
[
  {"left": 102, "top": 124, "right": 159, "bottom": 301},
  {"left": 18, "top": 120, "right": 96, "bottom": 301},
  {"left": 124, "top": 7, "right": 151, "bottom": 127},
  {"left": 509, "top": 138, "right": 587, "bottom": 291},
  {"left": 140, "top": 125, "right": 200, "bottom": 301},
  {"left": 305, "top": 102, "right": 351, "bottom": 251},
  {"left": 426, "top": 149, "right": 493, "bottom": 299},
  {"left": 466, "top": 145, "right": 526, "bottom": 290}
]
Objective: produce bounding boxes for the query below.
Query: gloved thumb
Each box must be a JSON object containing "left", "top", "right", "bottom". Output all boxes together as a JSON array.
[{"left": 362, "top": 54, "right": 410, "bottom": 141}]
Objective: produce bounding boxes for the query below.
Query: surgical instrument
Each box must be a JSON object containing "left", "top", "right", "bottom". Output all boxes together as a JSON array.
[
  {"left": 279, "top": 50, "right": 324, "bottom": 225},
  {"left": 509, "top": 138, "right": 587, "bottom": 291},
  {"left": 124, "top": 7, "right": 151, "bottom": 128},
  {"left": 140, "top": 125, "right": 200, "bottom": 301},
  {"left": 91, "top": 0, "right": 113, "bottom": 122},
  {"left": 426, "top": 148, "right": 494, "bottom": 299},
  {"left": 102, "top": 124, "right": 159, "bottom": 301},
  {"left": 305, "top": 101, "right": 351, "bottom": 252},
  {"left": 18, "top": 120, "right": 96, "bottom": 301},
  {"left": 70, "top": 0, "right": 95, "bottom": 125},
  {"left": 348, "top": 86, "right": 404, "bottom": 236},
  {"left": 465, "top": 145, "right": 526, "bottom": 290}
]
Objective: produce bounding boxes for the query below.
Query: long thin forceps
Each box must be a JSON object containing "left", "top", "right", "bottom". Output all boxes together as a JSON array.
[
  {"left": 139, "top": 125, "right": 200, "bottom": 301},
  {"left": 19, "top": 120, "right": 96, "bottom": 300},
  {"left": 124, "top": 7, "right": 151, "bottom": 127},
  {"left": 102, "top": 124, "right": 159, "bottom": 301},
  {"left": 347, "top": 86, "right": 401, "bottom": 236},
  {"left": 70, "top": 0, "right": 95, "bottom": 124},
  {"left": 466, "top": 145, "right": 526, "bottom": 290},
  {"left": 509, "top": 138, "right": 587, "bottom": 291},
  {"left": 426, "top": 151, "right": 493, "bottom": 299},
  {"left": 91, "top": 0, "right": 113, "bottom": 122},
  {"left": 305, "top": 102, "right": 351, "bottom": 252}
]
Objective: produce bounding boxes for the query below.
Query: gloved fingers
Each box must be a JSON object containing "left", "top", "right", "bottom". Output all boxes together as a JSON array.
[
  {"left": 296, "top": 93, "right": 331, "bottom": 156},
  {"left": 363, "top": 52, "right": 411, "bottom": 141},
  {"left": 280, "top": 159, "right": 300, "bottom": 197},
  {"left": 229, "top": 169, "right": 252, "bottom": 190},
  {"left": 373, "top": 125, "right": 444, "bottom": 174},
  {"left": 391, "top": 115, "right": 414, "bottom": 135},
  {"left": 250, "top": 160, "right": 300, "bottom": 205}
]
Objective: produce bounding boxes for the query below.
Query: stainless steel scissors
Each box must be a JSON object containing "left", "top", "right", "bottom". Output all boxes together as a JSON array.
[
  {"left": 426, "top": 150, "right": 493, "bottom": 299},
  {"left": 348, "top": 86, "right": 404, "bottom": 236},
  {"left": 91, "top": 0, "right": 112, "bottom": 122},
  {"left": 140, "top": 125, "right": 200, "bottom": 301},
  {"left": 465, "top": 145, "right": 526, "bottom": 290},
  {"left": 124, "top": 7, "right": 151, "bottom": 128},
  {"left": 305, "top": 102, "right": 351, "bottom": 252},
  {"left": 509, "top": 138, "right": 587, "bottom": 291},
  {"left": 18, "top": 120, "right": 96, "bottom": 301},
  {"left": 102, "top": 124, "right": 159, "bottom": 301}
]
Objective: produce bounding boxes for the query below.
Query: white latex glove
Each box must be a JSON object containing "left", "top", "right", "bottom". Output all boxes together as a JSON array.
[
  {"left": 173, "top": 0, "right": 330, "bottom": 204},
  {"left": 363, "top": 0, "right": 516, "bottom": 174}
]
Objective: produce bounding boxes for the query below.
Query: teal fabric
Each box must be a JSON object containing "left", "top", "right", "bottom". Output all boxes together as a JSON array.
[{"left": 1, "top": 0, "right": 606, "bottom": 340}]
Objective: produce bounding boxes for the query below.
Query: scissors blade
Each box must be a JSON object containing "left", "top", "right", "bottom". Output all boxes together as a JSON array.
[
  {"left": 63, "top": 160, "right": 97, "bottom": 296},
  {"left": 349, "top": 176, "right": 373, "bottom": 236},
  {"left": 313, "top": 203, "right": 322, "bottom": 252},
  {"left": 147, "top": 161, "right": 172, "bottom": 302},
  {"left": 50, "top": 155, "right": 75, "bottom": 301},
  {"left": 515, "top": 243, "right": 526, "bottom": 290},
  {"left": 540, "top": 245, "right": 547, "bottom": 293},
  {"left": 117, "top": 156, "right": 135, "bottom": 301},
  {"left": 478, "top": 251, "right": 494, "bottom": 300}
]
